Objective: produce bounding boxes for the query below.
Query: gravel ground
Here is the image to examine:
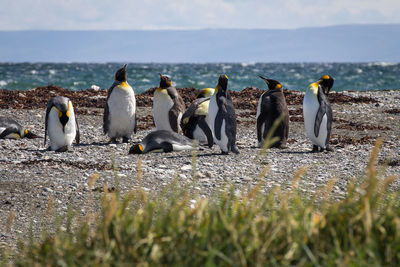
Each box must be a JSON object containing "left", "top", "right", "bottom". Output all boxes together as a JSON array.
[{"left": 0, "top": 89, "right": 399, "bottom": 250}]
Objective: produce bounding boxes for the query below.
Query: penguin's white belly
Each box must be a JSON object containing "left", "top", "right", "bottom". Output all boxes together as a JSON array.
[
  {"left": 303, "top": 92, "right": 327, "bottom": 148},
  {"left": 153, "top": 91, "right": 174, "bottom": 131},
  {"left": 48, "top": 109, "right": 76, "bottom": 150},
  {"left": 107, "top": 88, "right": 136, "bottom": 138},
  {"left": 172, "top": 143, "right": 193, "bottom": 151}
]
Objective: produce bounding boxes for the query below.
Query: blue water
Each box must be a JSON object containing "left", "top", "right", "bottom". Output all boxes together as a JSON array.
[{"left": 0, "top": 62, "right": 399, "bottom": 93}]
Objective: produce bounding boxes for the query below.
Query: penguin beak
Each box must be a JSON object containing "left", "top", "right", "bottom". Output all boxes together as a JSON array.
[{"left": 258, "top": 75, "right": 269, "bottom": 84}]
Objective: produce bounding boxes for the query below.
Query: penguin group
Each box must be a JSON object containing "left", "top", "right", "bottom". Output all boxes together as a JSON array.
[{"left": 1, "top": 63, "right": 335, "bottom": 155}]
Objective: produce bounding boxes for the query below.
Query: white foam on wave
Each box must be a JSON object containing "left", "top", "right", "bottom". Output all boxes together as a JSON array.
[
  {"left": 49, "top": 69, "right": 56, "bottom": 75},
  {"left": 367, "top": 62, "right": 398, "bottom": 67},
  {"left": 91, "top": 85, "right": 100, "bottom": 91},
  {"left": 0, "top": 80, "right": 7, "bottom": 87}
]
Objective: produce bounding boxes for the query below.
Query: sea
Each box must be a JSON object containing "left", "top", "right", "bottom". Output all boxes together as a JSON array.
[{"left": 0, "top": 62, "right": 399, "bottom": 93}]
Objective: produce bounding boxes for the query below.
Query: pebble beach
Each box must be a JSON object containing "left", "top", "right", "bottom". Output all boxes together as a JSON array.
[{"left": 0, "top": 86, "right": 399, "bottom": 249}]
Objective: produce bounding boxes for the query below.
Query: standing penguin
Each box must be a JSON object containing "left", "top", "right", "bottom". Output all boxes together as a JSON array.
[
  {"left": 256, "top": 76, "right": 289, "bottom": 148},
  {"left": 153, "top": 74, "right": 185, "bottom": 133},
  {"left": 208, "top": 74, "right": 239, "bottom": 154},
  {"left": 103, "top": 64, "right": 136, "bottom": 143},
  {"left": 0, "top": 117, "right": 40, "bottom": 139},
  {"left": 45, "top": 96, "right": 80, "bottom": 152},
  {"left": 303, "top": 75, "right": 334, "bottom": 152}
]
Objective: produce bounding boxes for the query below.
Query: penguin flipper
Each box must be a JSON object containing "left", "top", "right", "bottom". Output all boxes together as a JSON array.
[
  {"left": 314, "top": 105, "right": 326, "bottom": 138},
  {"left": 169, "top": 109, "right": 180, "bottom": 133},
  {"left": 198, "top": 116, "right": 213, "bottom": 148},
  {"left": 256, "top": 114, "right": 266, "bottom": 144},
  {"left": 103, "top": 82, "right": 118, "bottom": 134},
  {"left": 134, "top": 113, "right": 137, "bottom": 134},
  {"left": 44, "top": 100, "right": 53, "bottom": 146},
  {"left": 325, "top": 103, "right": 333, "bottom": 146},
  {"left": 75, "top": 115, "right": 80, "bottom": 145},
  {"left": 214, "top": 110, "right": 224, "bottom": 141},
  {"left": 103, "top": 102, "right": 110, "bottom": 134}
]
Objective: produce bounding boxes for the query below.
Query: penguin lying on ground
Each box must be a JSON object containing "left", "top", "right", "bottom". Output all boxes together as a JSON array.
[
  {"left": 256, "top": 76, "right": 289, "bottom": 148},
  {"left": 0, "top": 117, "right": 40, "bottom": 139},
  {"left": 303, "top": 75, "right": 334, "bottom": 152},
  {"left": 153, "top": 74, "right": 185, "bottom": 133},
  {"left": 181, "top": 97, "right": 213, "bottom": 148},
  {"left": 129, "top": 130, "right": 193, "bottom": 154},
  {"left": 208, "top": 74, "right": 239, "bottom": 154},
  {"left": 45, "top": 96, "right": 80, "bottom": 152},
  {"left": 103, "top": 64, "right": 136, "bottom": 143}
]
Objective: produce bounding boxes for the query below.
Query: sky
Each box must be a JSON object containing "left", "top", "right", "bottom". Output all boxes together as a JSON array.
[{"left": 1, "top": 0, "right": 400, "bottom": 30}]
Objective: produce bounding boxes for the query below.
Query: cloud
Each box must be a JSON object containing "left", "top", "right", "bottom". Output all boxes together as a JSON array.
[{"left": 0, "top": 0, "right": 400, "bottom": 30}]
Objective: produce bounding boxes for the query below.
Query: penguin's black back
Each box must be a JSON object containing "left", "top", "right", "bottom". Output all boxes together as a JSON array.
[{"left": 258, "top": 89, "right": 289, "bottom": 147}]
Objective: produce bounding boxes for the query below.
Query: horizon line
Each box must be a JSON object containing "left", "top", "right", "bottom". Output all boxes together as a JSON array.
[{"left": 1, "top": 23, "right": 399, "bottom": 32}]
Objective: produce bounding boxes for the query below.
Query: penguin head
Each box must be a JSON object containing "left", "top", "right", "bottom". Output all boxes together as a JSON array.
[
  {"left": 196, "top": 88, "right": 215, "bottom": 98},
  {"left": 129, "top": 143, "right": 144, "bottom": 154},
  {"left": 318, "top": 75, "right": 334, "bottom": 94},
  {"left": 114, "top": 64, "right": 127, "bottom": 83},
  {"left": 24, "top": 129, "right": 41, "bottom": 139},
  {"left": 159, "top": 73, "right": 172, "bottom": 88},
  {"left": 217, "top": 74, "right": 228, "bottom": 92},
  {"left": 258, "top": 75, "right": 282, "bottom": 91}
]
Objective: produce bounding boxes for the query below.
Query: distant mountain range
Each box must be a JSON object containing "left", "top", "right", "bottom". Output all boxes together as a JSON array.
[{"left": 1, "top": 24, "right": 399, "bottom": 63}]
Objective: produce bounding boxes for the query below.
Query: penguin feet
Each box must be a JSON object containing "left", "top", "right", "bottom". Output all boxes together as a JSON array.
[
  {"left": 325, "top": 145, "right": 334, "bottom": 152},
  {"left": 55, "top": 145, "right": 69, "bottom": 152},
  {"left": 110, "top": 138, "right": 118, "bottom": 144},
  {"left": 311, "top": 145, "right": 319, "bottom": 153},
  {"left": 122, "top": 137, "right": 131, "bottom": 143},
  {"left": 231, "top": 145, "right": 240, "bottom": 154}
]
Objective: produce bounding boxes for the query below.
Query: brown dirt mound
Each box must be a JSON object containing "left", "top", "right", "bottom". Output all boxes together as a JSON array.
[{"left": 0, "top": 86, "right": 377, "bottom": 112}]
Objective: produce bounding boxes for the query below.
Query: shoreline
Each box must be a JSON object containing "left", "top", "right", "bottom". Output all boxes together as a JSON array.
[{"left": 0, "top": 86, "right": 399, "bottom": 249}]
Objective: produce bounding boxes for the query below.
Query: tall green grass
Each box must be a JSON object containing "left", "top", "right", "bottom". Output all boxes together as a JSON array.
[{"left": 3, "top": 140, "right": 400, "bottom": 266}]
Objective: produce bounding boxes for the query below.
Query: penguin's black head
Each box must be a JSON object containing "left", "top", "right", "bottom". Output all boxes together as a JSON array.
[
  {"left": 318, "top": 75, "right": 334, "bottom": 94},
  {"left": 129, "top": 143, "right": 144, "bottom": 154},
  {"left": 115, "top": 64, "right": 127, "bottom": 83},
  {"left": 258, "top": 75, "right": 282, "bottom": 91},
  {"left": 159, "top": 73, "right": 172, "bottom": 88},
  {"left": 217, "top": 74, "right": 228, "bottom": 91},
  {"left": 24, "top": 129, "right": 41, "bottom": 139}
]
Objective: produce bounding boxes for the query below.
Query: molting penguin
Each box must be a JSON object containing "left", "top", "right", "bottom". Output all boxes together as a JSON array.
[
  {"left": 129, "top": 130, "right": 193, "bottom": 154},
  {"left": 181, "top": 97, "right": 213, "bottom": 148},
  {"left": 303, "top": 75, "right": 334, "bottom": 152},
  {"left": 45, "top": 96, "right": 80, "bottom": 152},
  {"left": 0, "top": 117, "right": 40, "bottom": 139},
  {"left": 256, "top": 76, "right": 289, "bottom": 148},
  {"left": 103, "top": 64, "right": 136, "bottom": 143},
  {"left": 153, "top": 74, "right": 185, "bottom": 133},
  {"left": 208, "top": 74, "right": 239, "bottom": 154}
]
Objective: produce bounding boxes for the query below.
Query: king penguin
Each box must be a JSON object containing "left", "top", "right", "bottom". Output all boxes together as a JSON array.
[
  {"left": 196, "top": 88, "right": 215, "bottom": 98},
  {"left": 256, "top": 76, "right": 289, "bottom": 148},
  {"left": 303, "top": 75, "right": 334, "bottom": 152},
  {"left": 181, "top": 97, "right": 213, "bottom": 148},
  {"left": 45, "top": 96, "right": 80, "bottom": 152},
  {"left": 153, "top": 74, "right": 185, "bottom": 133},
  {"left": 103, "top": 64, "right": 136, "bottom": 143},
  {"left": 0, "top": 117, "right": 40, "bottom": 139},
  {"left": 129, "top": 130, "right": 193, "bottom": 154},
  {"left": 208, "top": 74, "right": 239, "bottom": 154}
]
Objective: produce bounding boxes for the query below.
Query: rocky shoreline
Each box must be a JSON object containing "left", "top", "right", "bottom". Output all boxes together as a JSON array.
[{"left": 0, "top": 86, "right": 399, "bottom": 249}]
